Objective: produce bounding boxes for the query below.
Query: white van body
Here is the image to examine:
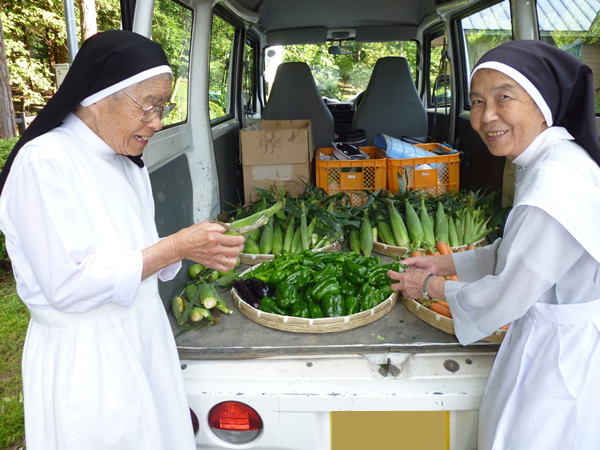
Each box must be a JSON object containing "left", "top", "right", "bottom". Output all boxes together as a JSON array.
[{"left": 116, "top": 0, "right": 600, "bottom": 447}]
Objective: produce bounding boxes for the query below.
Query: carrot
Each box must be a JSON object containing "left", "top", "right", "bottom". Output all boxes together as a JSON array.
[
  {"left": 429, "top": 302, "right": 452, "bottom": 318},
  {"left": 500, "top": 324, "right": 509, "bottom": 330},
  {"left": 455, "top": 247, "right": 466, "bottom": 252},
  {"left": 411, "top": 250, "right": 423, "bottom": 257},
  {"left": 448, "top": 275, "right": 459, "bottom": 281},
  {"left": 426, "top": 250, "right": 441, "bottom": 256},
  {"left": 466, "top": 245, "right": 475, "bottom": 251},
  {"left": 437, "top": 300, "right": 450, "bottom": 309},
  {"left": 435, "top": 240, "right": 453, "bottom": 255}
]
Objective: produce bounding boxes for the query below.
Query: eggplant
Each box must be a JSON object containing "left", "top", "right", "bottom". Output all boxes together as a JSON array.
[
  {"left": 246, "top": 277, "right": 276, "bottom": 300},
  {"left": 232, "top": 279, "right": 261, "bottom": 309}
]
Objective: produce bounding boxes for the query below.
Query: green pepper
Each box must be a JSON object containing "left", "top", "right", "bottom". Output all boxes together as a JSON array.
[
  {"left": 312, "top": 263, "right": 336, "bottom": 283},
  {"left": 312, "top": 276, "right": 341, "bottom": 302},
  {"left": 311, "top": 252, "right": 341, "bottom": 263},
  {"left": 345, "top": 295, "right": 359, "bottom": 315},
  {"left": 338, "top": 277, "right": 356, "bottom": 297},
  {"left": 285, "top": 266, "right": 313, "bottom": 290},
  {"left": 345, "top": 270, "right": 365, "bottom": 285},
  {"left": 359, "top": 285, "right": 378, "bottom": 311},
  {"left": 275, "top": 280, "right": 301, "bottom": 309},
  {"left": 304, "top": 282, "right": 317, "bottom": 303},
  {"left": 290, "top": 300, "right": 311, "bottom": 318},
  {"left": 259, "top": 296, "right": 287, "bottom": 315},
  {"left": 322, "top": 293, "right": 345, "bottom": 317},
  {"left": 344, "top": 258, "right": 367, "bottom": 277},
  {"left": 308, "top": 301, "right": 324, "bottom": 318}
]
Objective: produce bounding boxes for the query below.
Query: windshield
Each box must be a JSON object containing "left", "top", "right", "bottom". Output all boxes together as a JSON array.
[{"left": 265, "top": 41, "right": 418, "bottom": 102}]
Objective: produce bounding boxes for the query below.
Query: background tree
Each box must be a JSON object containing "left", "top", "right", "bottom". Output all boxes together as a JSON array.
[{"left": 0, "top": 16, "right": 16, "bottom": 139}]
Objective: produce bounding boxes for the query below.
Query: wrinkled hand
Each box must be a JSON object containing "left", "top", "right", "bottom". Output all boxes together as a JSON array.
[
  {"left": 387, "top": 267, "right": 431, "bottom": 300},
  {"left": 176, "top": 221, "right": 245, "bottom": 273}
]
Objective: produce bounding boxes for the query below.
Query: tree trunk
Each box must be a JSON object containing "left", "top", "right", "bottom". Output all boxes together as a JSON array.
[
  {"left": 79, "top": 0, "right": 98, "bottom": 40},
  {"left": 0, "top": 17, "right": 17, "bottom": 139}
]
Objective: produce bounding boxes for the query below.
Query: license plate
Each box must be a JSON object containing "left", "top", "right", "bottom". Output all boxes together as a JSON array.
[{"left": 331, "top": 411, "right": 449, "bottom": 449}]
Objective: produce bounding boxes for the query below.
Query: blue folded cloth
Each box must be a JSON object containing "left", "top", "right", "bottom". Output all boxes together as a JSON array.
[{"left": 374, "top": 134, "right": 438, "bottom": 160}]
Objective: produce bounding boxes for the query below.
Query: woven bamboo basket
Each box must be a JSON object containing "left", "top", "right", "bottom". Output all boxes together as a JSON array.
[
  {"left": 373, "top": 237, "right": 486, "bottom": 257},
  {"left": 232, "top": 264, "right": 397, "bottom": 333},
  {"left": 232, "top": 289, "right": 398, "bottom": 333},
  {"left": 239, "top": 239, "right": 342, "bottom": 266},
  {"left": 400, "top": 295, "right": 506, "bottom": 344}
]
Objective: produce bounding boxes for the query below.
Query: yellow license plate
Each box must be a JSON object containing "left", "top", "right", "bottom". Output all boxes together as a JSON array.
[{"left": 331, "top": 411, "right": 449, "bottom": 449}]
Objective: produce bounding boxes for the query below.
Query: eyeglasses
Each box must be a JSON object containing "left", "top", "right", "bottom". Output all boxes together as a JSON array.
[{"left": 122, "top": 90, "right": 176, "bottom": 122}]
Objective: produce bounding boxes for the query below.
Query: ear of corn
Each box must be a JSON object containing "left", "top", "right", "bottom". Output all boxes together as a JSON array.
[
  {"left": 349, "top": 228, "right": 361, "bottom": 254},
  {"left": 377, "top": 220, "right": 396, "bottom": 246},
  {"left": 271, "top": 219, "right": 283, "bottom": 255},
  {"left": 259, "top": 217, "right": 274, "bottom": 254},
  {"left": 171, "top": 296, "right": 185, "bottom": 325},
  {"left": 448, "top": 216, "right": 459, "bottom": 248},
  {"left": 291, "top": 225, "right": 302, "bottom": 253},
  {"left": 360, "top": 211, "right": 373, "bottom": 256},
  {"left": 226, "top": 185, "right": 285, "bottom": 236},
  {"left": 405, "top": 200, "right": 424, "bottom": 248},
  {"left": 189, "top": 306, "right": 214, "bottom": 323},
  {"left": 435, "top": 201, "right": 449, "bottom": 245},
  {"left": 300, "top": 202, "right": 310, "bottom": 251},
  {"left": 419, "top": 198, "right": 436, "bottom": 250},
  {"left": 283, "top": 214, "right": 295, "bottom": 253},
  {"left": 243, "top": 236, "right": 260, "bottom": 254},
  {"left": 388, "top": 202, "right": 410, "bottom": 247},
  {"left": 198, "top": 281, "right": 218, "bottom": 309}
]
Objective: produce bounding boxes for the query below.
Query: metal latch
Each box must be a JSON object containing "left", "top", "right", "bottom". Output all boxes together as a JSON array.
[{"left": 378, "top": 358, "right": 401, "bottom": 377}]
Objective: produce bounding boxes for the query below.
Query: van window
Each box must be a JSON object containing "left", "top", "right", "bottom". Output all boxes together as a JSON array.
[
  {"left": 428, "top": 30, "right": 451, "bottom": 108},
  {"left": 209, "top": 14, "right": 236, "bottom": 121},
  {"left": 460, "top": 0, "right": 512, "bottom": 105},
  {"left": 151, "top": 0, "right": 193, "bottom": 126},
  {"left": 264, "top": 41, "right": 418, "bottom": 103},
  {"left": 242, "top": 38, "right": 258, "bottom": 118},
  {"left": 536, "top": 0, "right": 600, "bottom": 114}
]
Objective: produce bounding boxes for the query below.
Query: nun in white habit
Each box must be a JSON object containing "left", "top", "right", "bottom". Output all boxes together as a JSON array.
[
  {"left": 388, "top": 40, "right": 600, "bottom": 449},
  {"left": 0, "top": 30, "right": 245, "bottom": 449}
]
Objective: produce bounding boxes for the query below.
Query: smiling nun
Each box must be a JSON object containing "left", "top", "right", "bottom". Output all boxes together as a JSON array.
[
  {"left": 0, "top": 30, "right": 244, "bottom": 449},
  {"left": 388, "top": 40, "right": 600, "bottom": 449}
]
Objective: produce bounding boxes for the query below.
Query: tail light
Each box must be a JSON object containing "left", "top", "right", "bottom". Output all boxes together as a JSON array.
[
  {"left": 208, "top": 401, "right": 263, "bottom": 444},
  {"left": 190, "top": 407, "right": 199, "bottom": 436}
]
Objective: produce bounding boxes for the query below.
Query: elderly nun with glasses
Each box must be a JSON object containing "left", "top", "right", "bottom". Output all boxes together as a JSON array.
[
  {"left": 0, "top": 30, "right": 245, "bottom": 449},
  {"left": 388, "top": 40, "right": 600, "bottom": 449}
]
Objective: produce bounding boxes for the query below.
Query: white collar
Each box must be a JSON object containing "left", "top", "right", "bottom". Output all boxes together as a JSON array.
[{"left": 513, "top": 127, "right": 574, "bottom": 171}]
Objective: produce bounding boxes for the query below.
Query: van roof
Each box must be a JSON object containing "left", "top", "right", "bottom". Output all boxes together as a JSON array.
[{"left": 237, "top": 0, "right": 440, "bottom": 43}]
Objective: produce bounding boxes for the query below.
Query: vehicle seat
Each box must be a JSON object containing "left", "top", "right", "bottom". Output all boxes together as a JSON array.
[
  {"left": 352, "top": 57, "right": 427, "bottom": 145},
  {"left": 262, "top": 62, "right": 335, "bottom": 149}
]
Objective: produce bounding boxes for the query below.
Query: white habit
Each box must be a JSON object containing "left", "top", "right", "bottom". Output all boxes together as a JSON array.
[
  {"left": 445, "top": 127, "right": 600, "bottom": 450},
  {"left": 0, "top": 114, "right": 196, "bottom": 449}
]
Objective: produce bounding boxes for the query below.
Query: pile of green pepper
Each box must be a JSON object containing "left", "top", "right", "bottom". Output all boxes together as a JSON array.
[{"left": 238, "top": 250, "right": 407, "bottom": 319}]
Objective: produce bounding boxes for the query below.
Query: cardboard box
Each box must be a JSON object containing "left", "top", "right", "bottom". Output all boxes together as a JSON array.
[{"left": 240, "top": 120, "right": 314, "bottom": 202}]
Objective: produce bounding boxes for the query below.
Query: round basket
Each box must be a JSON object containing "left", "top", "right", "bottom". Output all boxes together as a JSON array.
[
  {"left": 239, "top": 240, "right": 342, "bottom": 266},
  {"left": 232, "top": 264, "right": 397, "bottom": 333},
  {"left": 400, "top": 295, "right": 506, "bottom": 344},
  {"left": 372, "top": 241, "right": 410, "bottom": 257},
  {"left": 373, "top": 237, "right": 487, "bottom": 257}
]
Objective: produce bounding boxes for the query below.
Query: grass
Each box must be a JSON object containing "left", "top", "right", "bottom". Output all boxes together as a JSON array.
[{"left": 0, "top": 275, "right": 28, "bottom": 449}]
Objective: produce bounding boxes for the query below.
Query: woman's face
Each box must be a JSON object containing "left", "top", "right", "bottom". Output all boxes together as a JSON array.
[
  {"left": 469, "top": 69, "right": 548, "bottom": 160},
  {"left": 86, "top": 75, "right": 172, "bottom": 157}
]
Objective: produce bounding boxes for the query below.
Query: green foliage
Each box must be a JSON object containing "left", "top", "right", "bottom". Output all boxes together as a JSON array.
[
  {"left": 0, "top": 275, "right": 28, "bottom": 449},
  {"left": 0, "top": 138, "right": 18, "bottom": 275},
  {"left": 278, "top": 41, "right": 418, "bottom": 101}
]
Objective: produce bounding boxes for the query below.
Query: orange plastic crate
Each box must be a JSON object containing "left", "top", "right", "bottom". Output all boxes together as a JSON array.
[
  {"left": 386, "top": 143, "right": 460, "bottom": 196},
  {"left": 316, "top": 146, "right": 387, "bottom": 206}
]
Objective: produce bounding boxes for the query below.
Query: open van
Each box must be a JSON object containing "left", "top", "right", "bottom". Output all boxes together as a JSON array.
[{"left": 105, "top": 0, "right": 600, "bottom": 447}]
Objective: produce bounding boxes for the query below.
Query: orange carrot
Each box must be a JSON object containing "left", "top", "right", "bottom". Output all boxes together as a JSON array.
[
  {"left": 500, "top": 324, "right": 510, "bottom": 330},
  {"left": 435, "top": 240, "right": 453, "bottom": 255},
  {"left": 437, "top": 300, "right": 450, "bottom": 309},
  {"left": 448, "top": 275, "right": 459, "bottom": 281},
  {"left": 411, "top": 250, "right": 423, "bottom": 257},
  {"left": 466, "top": 245, "right": 475, "bottom": 251},
  {"left": 426, "top": 250, "right": 441, "bottom": 256},
  {"left": 429, "top": 302, "right": 452, "bottom": 318}
]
